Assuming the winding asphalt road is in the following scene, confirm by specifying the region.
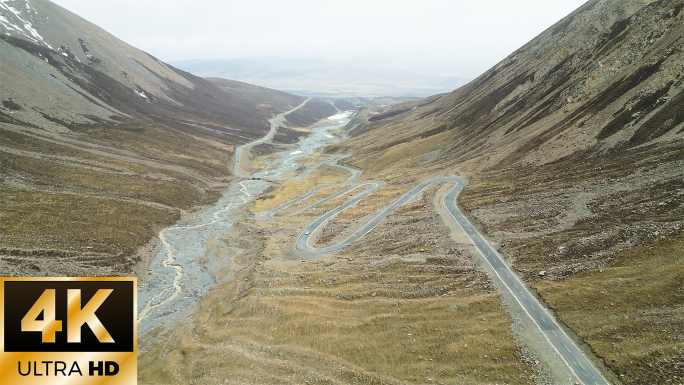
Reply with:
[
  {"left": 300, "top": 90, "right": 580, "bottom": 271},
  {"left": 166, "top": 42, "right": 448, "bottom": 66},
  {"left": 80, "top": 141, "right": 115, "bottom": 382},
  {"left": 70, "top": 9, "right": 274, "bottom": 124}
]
[
  {"left": 238, "top": 106, "right": 608, "bottom": 384},
  {"left": 443, "top": 182, "right": 609, "bottom": 385},
  {"left": 262, "top": 156, "right": 361, "bottom": 219},
  {"left": 267, "top": 174, "right": 609, "bottom": 384}
]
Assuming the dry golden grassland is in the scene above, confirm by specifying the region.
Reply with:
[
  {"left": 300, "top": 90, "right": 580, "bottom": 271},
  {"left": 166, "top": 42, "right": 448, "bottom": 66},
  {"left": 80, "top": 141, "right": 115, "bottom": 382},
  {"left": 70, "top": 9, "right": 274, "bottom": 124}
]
[
  {"left": 278, "top": 154, "right": 343, "bottom": 180},
  {"left": 251, "top": 163, "right": 351, "bottom": 212},
  {"left": 0, "top": 189, "right": 179, "bottom": 266},
  {"left": 278, "top": 183, "right": 377, "bottom": 219},
  {"left": 1, "top": 151, "right": 201, "bottom": 207},
  {"left": 535, "top": 233, "right": 684, "bottom": 384},
  {"left": 313, "top": 5, "right": 684, "bottom": 381},
  {"left": 327, "top": 109, "right": 684, "bottom": 383},
  {"left": 139, "top": 256, "right": 536, "bottom": 385},
  {"left": 454, "top": 144, "right": 684, "bottom": 384},
  {"left": 0, "top": 124, "right": 232, "bottom": 276},
  {"left": 85, "top": 124, "right": 235, "bottom": 178},
  {"left": 332, "top": 129, "right": 455, "bottom": 178},
  {"left": 138, "top": 161, "right": 539, "bottom": 384}
]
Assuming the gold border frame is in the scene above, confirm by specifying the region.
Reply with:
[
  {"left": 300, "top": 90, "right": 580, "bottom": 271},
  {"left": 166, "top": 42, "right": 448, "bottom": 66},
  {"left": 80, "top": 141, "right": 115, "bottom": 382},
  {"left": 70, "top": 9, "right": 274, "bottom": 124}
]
[{"left": 0, "top": 277, "right": 137, "bottom": 385}]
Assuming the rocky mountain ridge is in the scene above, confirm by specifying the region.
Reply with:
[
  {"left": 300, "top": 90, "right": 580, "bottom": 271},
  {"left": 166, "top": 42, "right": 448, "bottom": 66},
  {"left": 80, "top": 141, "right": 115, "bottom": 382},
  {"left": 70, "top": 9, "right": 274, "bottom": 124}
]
[
  {"left": 336, "top": 0, "right": 683, "bottom": 174},
  {"left": 0, "top": 0, "right": 304, "bottom": 277},
  {"left": 328, "top": 0, "right": 684, "bottom": 383}
]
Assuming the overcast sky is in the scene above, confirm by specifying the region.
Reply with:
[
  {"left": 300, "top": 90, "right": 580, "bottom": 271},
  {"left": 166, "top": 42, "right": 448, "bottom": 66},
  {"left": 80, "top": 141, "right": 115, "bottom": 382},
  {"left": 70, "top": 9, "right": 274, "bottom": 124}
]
[{"left": 49, "top": 0, "right": 589, "bottom": 77}]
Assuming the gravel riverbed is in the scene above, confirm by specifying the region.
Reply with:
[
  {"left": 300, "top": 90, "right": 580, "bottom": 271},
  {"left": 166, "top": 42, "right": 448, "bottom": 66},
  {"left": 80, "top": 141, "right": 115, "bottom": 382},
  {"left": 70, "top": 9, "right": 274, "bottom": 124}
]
[{"left": 137, "top": 111, "right": 353, "bottom": 339}]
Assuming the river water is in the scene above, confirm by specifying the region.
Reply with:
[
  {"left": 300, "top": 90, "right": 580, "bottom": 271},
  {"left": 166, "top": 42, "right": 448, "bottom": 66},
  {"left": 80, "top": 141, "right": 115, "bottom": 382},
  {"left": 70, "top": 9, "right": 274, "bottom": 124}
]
[{"left": 137, "top": 111, "right": 354, "bottom": 337}]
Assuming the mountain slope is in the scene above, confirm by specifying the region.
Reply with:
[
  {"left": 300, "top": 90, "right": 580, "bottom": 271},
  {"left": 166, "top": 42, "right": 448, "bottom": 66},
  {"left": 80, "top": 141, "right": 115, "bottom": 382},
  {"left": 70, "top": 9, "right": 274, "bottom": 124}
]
[
  {"left": 336, "top": 0, "right": 683, "bottom": 174},
  {"left": 0, "top": 0, "right": 304, "bottom": 277},
  {"left": 328, "top": 0, "right": 684, "bottom": 383}
]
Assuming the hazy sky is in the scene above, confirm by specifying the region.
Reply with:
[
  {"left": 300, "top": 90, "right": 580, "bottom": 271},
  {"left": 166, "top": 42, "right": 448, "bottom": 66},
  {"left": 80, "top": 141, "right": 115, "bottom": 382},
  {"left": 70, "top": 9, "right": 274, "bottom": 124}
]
[{"left": 50, "top": 0, "right": 589, "bottom": 77}]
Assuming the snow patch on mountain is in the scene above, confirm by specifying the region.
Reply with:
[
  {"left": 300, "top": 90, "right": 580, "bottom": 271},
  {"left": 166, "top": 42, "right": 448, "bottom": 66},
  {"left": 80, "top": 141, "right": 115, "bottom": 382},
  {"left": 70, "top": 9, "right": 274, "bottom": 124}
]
[
  {"left": 0, "top": 13, "right": 11, "bottom": 27},
  {"left": 0, "top": 0, "right": 53, "bottom": 49}
]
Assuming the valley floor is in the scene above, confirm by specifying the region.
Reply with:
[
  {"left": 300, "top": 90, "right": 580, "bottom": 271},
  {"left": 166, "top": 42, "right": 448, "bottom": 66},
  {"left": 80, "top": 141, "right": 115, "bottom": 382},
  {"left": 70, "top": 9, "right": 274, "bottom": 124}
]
[{"left": 137, "top": 114, "right": 563, "bottom": 384}]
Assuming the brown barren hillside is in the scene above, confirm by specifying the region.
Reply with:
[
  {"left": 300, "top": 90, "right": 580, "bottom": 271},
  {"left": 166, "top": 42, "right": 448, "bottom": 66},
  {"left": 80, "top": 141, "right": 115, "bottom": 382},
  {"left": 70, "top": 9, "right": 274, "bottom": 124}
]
[
  {"left": 0, "top": 0, "right": 304, "bottom": 277},
  {"left": 327, "top": 0, "right": 684, "bottom": 383},
  {"left": 284, "top": 99, "right": 339, "bottom": 128}
]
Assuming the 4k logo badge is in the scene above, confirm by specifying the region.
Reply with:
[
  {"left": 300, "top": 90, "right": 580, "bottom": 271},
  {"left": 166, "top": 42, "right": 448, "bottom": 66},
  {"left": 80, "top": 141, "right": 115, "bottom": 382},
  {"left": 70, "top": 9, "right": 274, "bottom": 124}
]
[{"left": 0, "top": 277, "right": 136, "bottom": 385}]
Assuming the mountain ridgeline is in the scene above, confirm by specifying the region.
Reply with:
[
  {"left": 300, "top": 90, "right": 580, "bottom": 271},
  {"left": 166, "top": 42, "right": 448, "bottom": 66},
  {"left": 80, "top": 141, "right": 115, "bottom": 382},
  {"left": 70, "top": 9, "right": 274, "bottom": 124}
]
[
  {"left": 336, "top": 0, "right": 683, "bottom": 171},
  {"left": 329, "top": 0, "right": 684, "bottom": 383},
  {"left": 0, "top": 0, "right": 305, "bottom": 277}
]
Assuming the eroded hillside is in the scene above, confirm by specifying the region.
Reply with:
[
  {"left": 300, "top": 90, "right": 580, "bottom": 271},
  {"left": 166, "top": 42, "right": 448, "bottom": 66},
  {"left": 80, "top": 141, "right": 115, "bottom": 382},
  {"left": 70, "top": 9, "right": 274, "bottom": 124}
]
[
  {"left": 326, "top": 0, "right": 684, "bottom": 383},
  {"left": 0, "top": 0, "right": 304, "bottom": 277}
]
